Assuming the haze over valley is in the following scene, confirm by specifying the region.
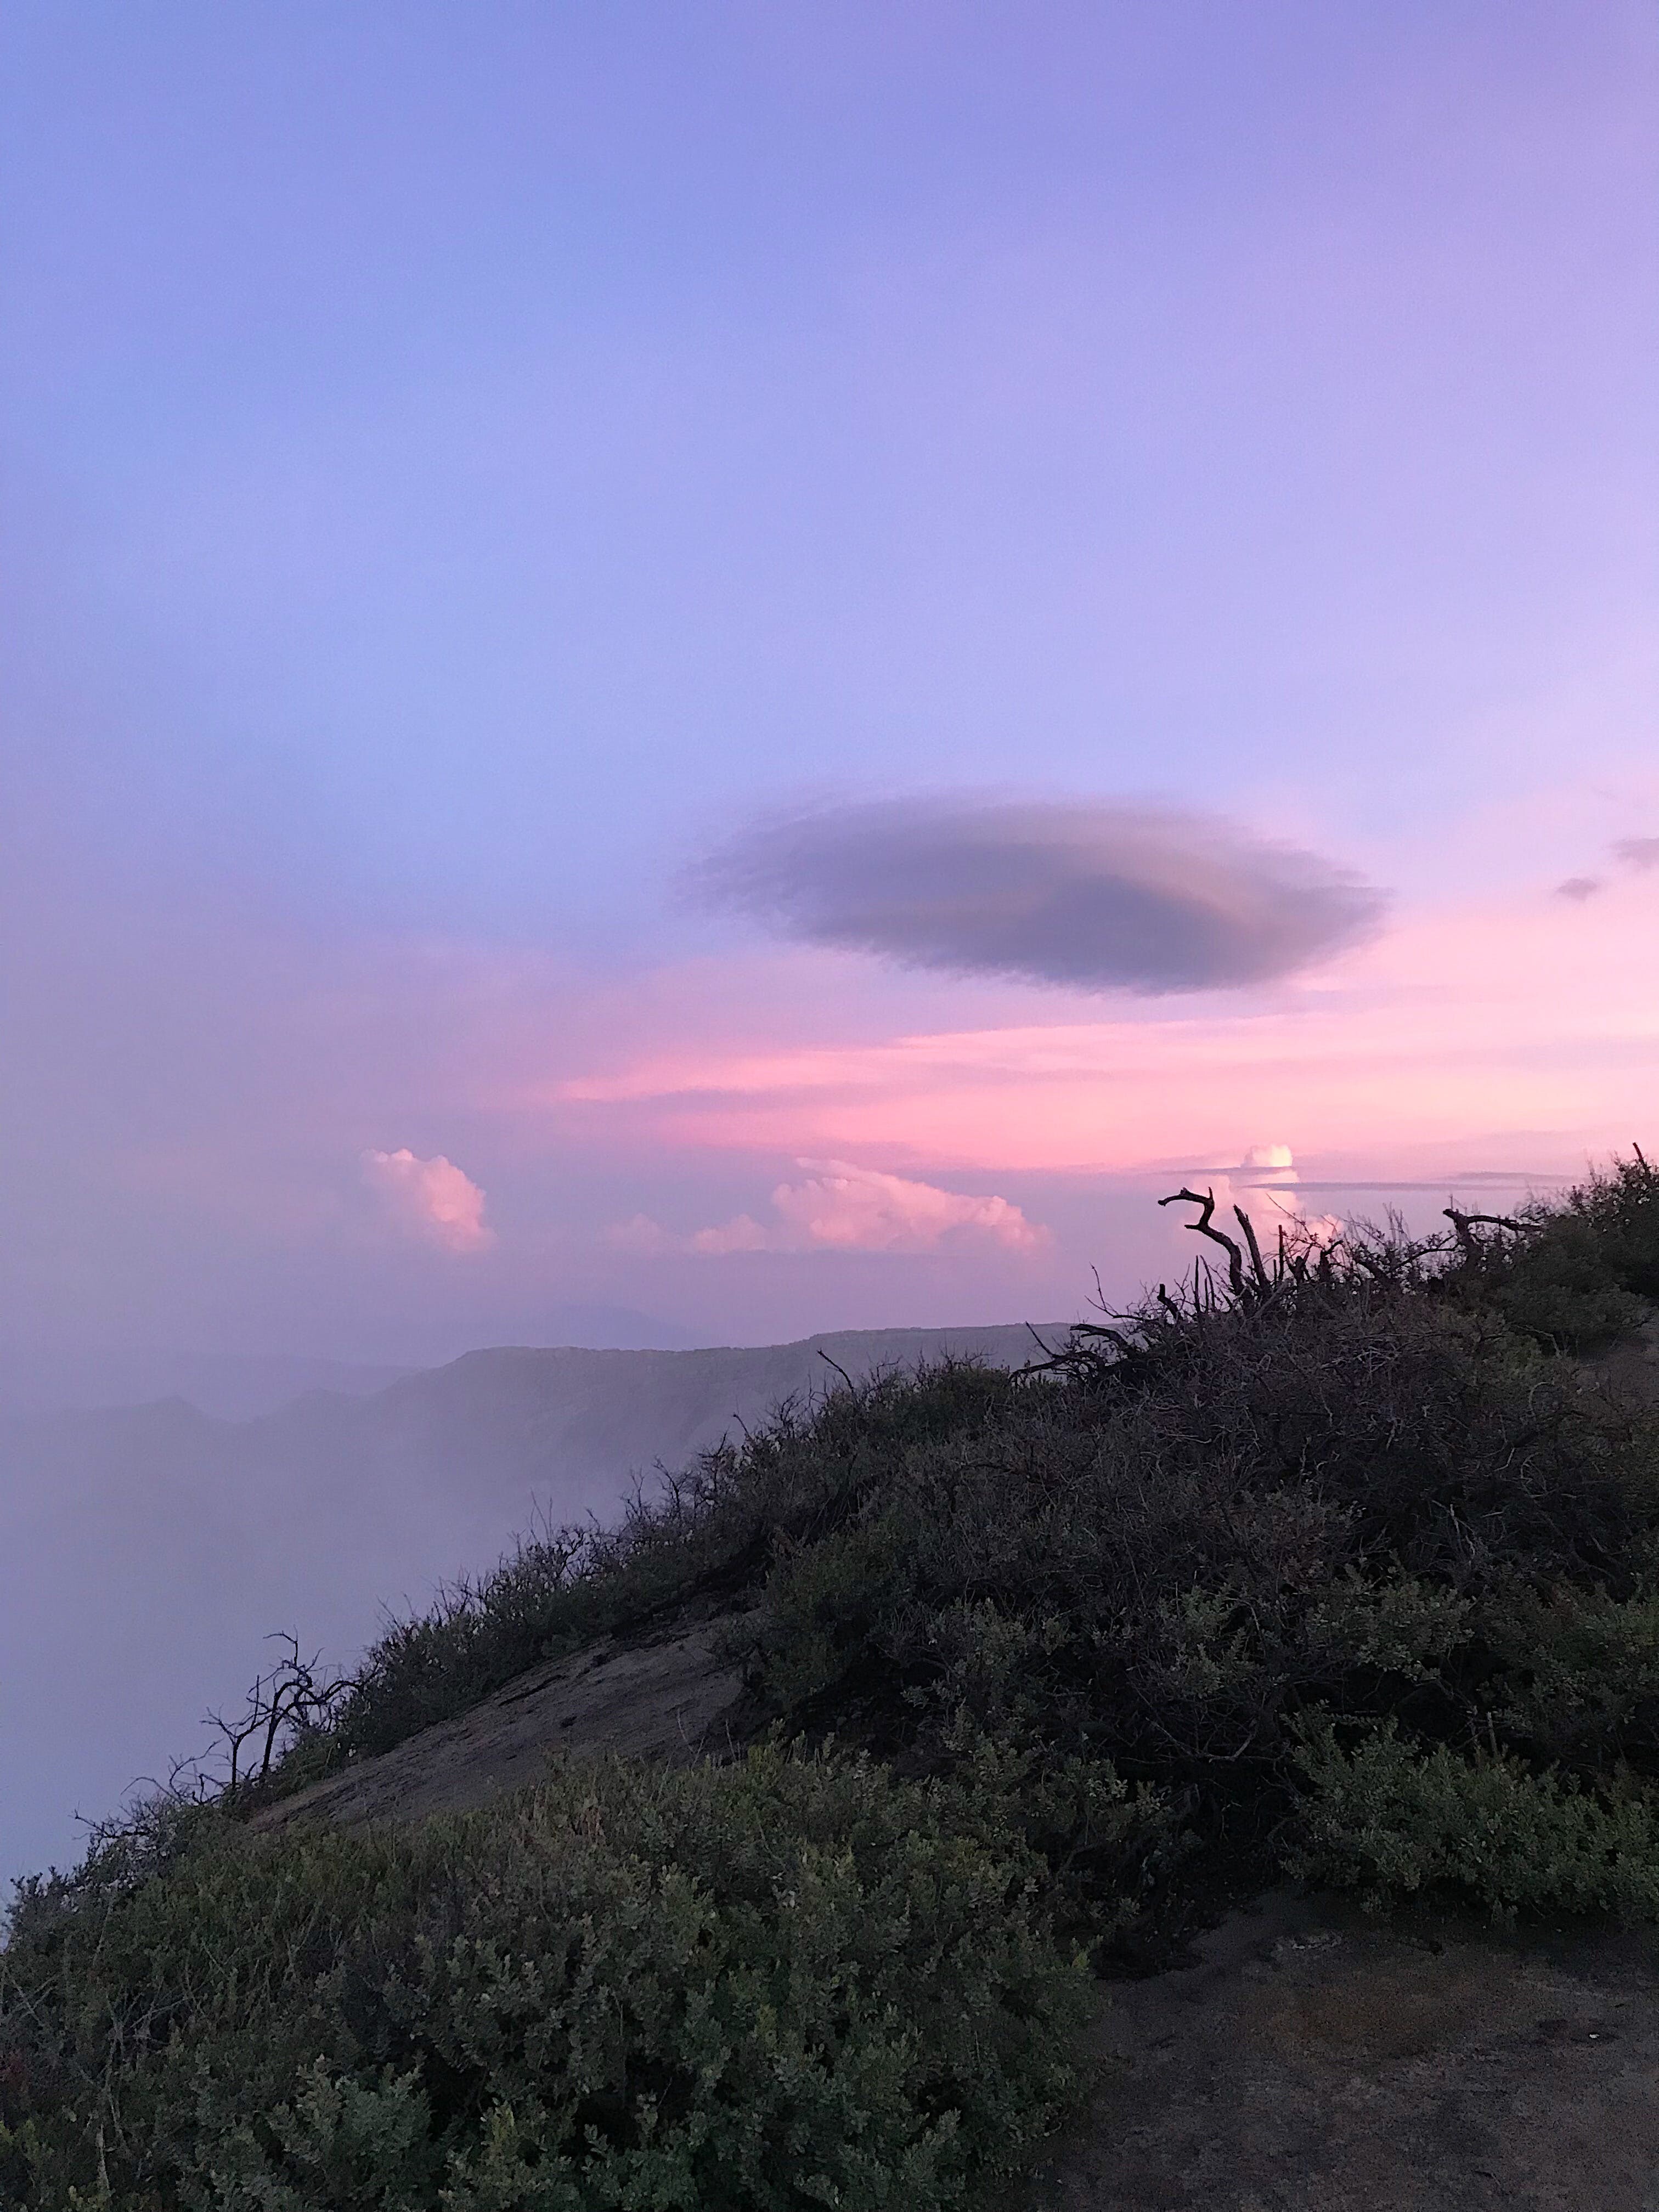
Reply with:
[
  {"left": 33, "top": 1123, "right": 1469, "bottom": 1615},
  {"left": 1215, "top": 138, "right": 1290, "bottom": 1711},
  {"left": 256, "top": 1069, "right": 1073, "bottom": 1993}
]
[{"left": 0, "top": 1321, "right": 1050, "bottom": 1889}]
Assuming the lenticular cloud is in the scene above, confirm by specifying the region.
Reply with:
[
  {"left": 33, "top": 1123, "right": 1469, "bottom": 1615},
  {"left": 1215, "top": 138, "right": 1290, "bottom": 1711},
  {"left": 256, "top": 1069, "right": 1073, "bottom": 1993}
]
[{"left": 696, "top": 796, "right": 1386, "bottom": 994}]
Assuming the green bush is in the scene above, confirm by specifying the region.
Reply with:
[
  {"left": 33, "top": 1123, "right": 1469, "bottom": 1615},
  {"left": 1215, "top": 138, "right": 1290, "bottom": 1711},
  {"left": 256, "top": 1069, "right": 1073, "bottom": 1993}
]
[
  {"left": 1444, "top": 1149, "right": 1659, "bottom": 1350},
  {"left": 1290, "top": 1714, "right": 1659, "bottom": 1922},
  {"left": 741, "top": 1289, "right": 1656, "bottom": 1822},
  {"left": 0, "top": 1747, "right": 1088, "bottom": 2210},
  {"left": 1482, "top": 1573, "right": 1659, "bottom": 1763},
  {"left": 270, "top": 1165, "right": 1659, "bottom": 1815}
]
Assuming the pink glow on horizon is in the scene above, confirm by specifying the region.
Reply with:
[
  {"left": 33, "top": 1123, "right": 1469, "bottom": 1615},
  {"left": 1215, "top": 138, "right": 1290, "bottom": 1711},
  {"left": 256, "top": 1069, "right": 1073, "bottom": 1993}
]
[{"left": 543, "top": 879, "right": 1659, "bottom": 1178}]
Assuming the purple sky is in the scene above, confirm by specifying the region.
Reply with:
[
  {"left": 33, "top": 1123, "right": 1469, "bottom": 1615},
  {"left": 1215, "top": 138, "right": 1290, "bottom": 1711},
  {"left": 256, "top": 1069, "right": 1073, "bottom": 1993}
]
[{"left": 3, "top": 2, "right": 1657, "bottom": 1363}]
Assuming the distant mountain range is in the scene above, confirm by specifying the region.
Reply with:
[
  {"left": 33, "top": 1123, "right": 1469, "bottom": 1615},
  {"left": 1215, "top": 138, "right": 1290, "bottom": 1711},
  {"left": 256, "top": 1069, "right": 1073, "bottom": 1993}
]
[
  {"left": 0, "top": 1322, "right": 1058, "bottom": 1894},
  {"left": 0, "top": 1304, "right": 701, "bottom": 1420}
]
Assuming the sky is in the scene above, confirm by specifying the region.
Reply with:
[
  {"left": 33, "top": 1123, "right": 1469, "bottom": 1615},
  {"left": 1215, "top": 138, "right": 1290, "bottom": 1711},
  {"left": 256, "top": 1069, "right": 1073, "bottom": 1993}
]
[{"left": 3, "top": 0, "right": 1657, "bottom": 1366}]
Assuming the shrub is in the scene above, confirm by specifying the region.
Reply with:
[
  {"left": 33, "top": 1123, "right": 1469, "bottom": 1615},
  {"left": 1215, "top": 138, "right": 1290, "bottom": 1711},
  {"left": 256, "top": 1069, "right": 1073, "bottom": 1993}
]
[
  {"left": 263, "top": 1165, "right": 1659, "bottom": 1820},
  {"left": 1290, "top": 1714, "right": 1659, "bottom": 1922},
  {"left": 255, "top": 1161, "right": 1659, "bottom": 1940},
  {"left": 0, "top": 1747, "right": 1088, "bottom": 2210},
  {"left": 1481, "top": 1573, "right": 1659, "bottom": 1764},
  {"left": 741, "top": 1284, "right": 1656, "bottom": 1827},
  {"left": 1443, "top": 1149, "right": 1659, "bottom": 1350}
]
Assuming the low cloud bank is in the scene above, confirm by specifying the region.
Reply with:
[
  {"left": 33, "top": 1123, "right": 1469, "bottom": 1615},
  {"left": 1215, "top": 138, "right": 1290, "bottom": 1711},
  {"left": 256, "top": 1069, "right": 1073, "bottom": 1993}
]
[
  {"left": 363, "top": 1147, "right": 494, "bottom": 1252},
  {"left": 613, "top": 1159, "right": 1046, "bottom": 1257},
  {"left": 696, "top": 797, "right": 1386, "bottom": 994}
]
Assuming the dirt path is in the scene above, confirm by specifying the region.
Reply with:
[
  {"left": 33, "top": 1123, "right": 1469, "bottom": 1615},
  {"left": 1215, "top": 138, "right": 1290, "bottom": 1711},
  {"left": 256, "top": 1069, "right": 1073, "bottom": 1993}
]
[
  {"left": 1008, "top": 1892, "right": 1659, "bottom": 2211},
  {"left": 253, "top": 1620, "right": 744, "bottom": 1835}
]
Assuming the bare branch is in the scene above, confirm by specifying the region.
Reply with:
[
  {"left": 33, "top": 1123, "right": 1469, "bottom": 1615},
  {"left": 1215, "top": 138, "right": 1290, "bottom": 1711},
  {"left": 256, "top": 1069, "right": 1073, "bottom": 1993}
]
[
  {"left": 1443, "top": 1206, "right": 1529, "bottom": 1256},
  {"left": 1233, "top": 1204, "right": 1271, "bottom": 1293},
  {"left": 815, "top": 1348, "right": 857, "bottom": 1393},
  {"left": 1158, "top": 1187, "right": 1246, "bottom": 1299}
]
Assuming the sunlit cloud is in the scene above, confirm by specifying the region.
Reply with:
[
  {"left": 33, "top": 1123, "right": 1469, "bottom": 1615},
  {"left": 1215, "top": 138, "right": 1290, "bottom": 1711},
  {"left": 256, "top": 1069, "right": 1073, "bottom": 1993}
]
[
  {"left": 1240, "top": 1142, "right": 1295, "bottom": 1173},
  {"left": 610, "top": 1160, "right": 1046, "bottom": 1257},
  {"left": 362, "top": 1147, "right": 494, "bottom": 1252},
  {"left": 774, "top": 1160, "right": 1044, "bottom": 1251},
  {"left": 1177, "top": 1146, "right": 1344, "bottom": 1256},
  {"left": 694, "top": 797, "right": 1387, "bottom": 995}
]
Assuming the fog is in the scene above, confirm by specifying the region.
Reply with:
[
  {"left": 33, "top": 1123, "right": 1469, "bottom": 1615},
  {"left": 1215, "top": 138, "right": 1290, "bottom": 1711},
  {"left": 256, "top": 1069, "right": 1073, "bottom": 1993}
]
[{"left": 0, "top": 1323, "right": 1052, "bottom": 1895}]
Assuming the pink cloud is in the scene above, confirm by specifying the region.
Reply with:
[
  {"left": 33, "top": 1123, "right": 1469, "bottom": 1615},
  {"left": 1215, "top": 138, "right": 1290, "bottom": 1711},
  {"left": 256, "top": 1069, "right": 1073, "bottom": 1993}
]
[
  {"left": 690, "top": 1214, "right": 772, "bottom": 1255},
  {"left": 1194, "top": 1148, "right": 1344, "bottom": 1255},
  {"left": 1241, "top": 1142, "right": 1294, "bottom": 1171},
  {"left": 610, "top": 1161, "right": 1046, "bottom": 1256},
  {"left": 606, "top": 1210, "right": 772, "bottom": 1254},
  {"left": 362, "top": 1147, "right": 494, "bottom": 1252},
  {"left": 773, "top": 1160, "right": 1045, "bottom": 1251}
]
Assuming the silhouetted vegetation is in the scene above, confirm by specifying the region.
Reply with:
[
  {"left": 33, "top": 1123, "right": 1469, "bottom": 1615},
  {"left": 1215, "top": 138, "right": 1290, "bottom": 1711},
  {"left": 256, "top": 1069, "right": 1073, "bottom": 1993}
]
[{"left": 6, "top": 1153, "right": 1659, "bottom": 2204}]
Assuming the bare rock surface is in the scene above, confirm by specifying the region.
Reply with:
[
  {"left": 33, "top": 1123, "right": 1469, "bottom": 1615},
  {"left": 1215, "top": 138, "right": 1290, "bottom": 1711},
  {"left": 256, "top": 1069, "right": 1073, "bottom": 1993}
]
[
  {"left": 1008, "top": 1892, "right": 1659, "bottom": 2212},
  {"left": 253, "top": 1621, "right": 744, "bottom": 1834}
]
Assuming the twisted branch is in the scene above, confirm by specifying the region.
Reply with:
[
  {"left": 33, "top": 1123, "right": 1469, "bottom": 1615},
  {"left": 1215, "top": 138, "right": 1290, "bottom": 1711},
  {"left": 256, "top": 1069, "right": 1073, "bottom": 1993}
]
[{"left": 1158, "top": 1187, "right": 1246, "bottom": 1299}]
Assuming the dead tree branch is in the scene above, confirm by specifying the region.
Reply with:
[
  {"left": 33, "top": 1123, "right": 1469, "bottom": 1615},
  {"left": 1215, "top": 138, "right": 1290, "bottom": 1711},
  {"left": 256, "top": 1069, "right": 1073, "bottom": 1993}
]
[
  {"left": 1233, "top": 1204, "right": 1272, "bottom": 1293},
  {"left": 1158, "top": 1187, "right": 1246, "bottom": 1299},
  {"left": 203, "top": 1633, "right": 351, "bottom": 1805},
  {"left": 1443, "top": 1206, "right": 1530, "bottom": 1257}
]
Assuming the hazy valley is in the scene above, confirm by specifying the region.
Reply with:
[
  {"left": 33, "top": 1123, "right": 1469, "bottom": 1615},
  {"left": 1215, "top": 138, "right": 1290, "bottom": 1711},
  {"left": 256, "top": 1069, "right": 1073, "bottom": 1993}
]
[{"left": 0, "top": 1322, "right": 1051, "bottom": 1888}]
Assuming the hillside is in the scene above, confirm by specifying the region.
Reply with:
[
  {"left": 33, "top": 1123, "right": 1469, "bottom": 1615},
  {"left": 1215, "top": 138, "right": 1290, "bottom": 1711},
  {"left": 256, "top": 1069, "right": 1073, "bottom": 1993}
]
[
  {"left": 0, "top": 1321, "right": 1057, "bottom": 1890},
  {"left": 9, "top": 1166, "right": 1659, "bottom": 2207}
]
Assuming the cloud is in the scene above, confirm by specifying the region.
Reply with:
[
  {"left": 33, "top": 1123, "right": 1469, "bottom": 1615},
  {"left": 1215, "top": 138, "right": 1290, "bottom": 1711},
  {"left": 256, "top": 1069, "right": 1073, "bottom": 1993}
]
[
  {"left": 1180, "top": 1146, "right": 1343, "bottom": 1255},
  {"left": 691, "top": 1214, "right": 772, "bottom": 1255},
  {"left": 1240, "top": 1142, "right": 1295, "bottom": 1172},
  {"left": 362, "top": 1147, "right": 493, "bottom": 1252},
  {"left": 611, "top": 1160, "right": 1046, "bottom": 1256},
  {"left": 1556, "top": 840, "right": 1659, "bottom": 899},
  {"left": 608, "top": 1211, "right": 771, "bottom": 1256},
  {"left": 773, "top": 1160, "right": 1043, "bottom": 1251},
  {"left": 1243, "top": 1181, "right": 1343, "bottom": 1252},
  {"left": 558, "top": 870, "right": 1659, "bottom": 1175},
  {"left": 694, "top": 797, "right": 1387, "bottom": 995}
]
